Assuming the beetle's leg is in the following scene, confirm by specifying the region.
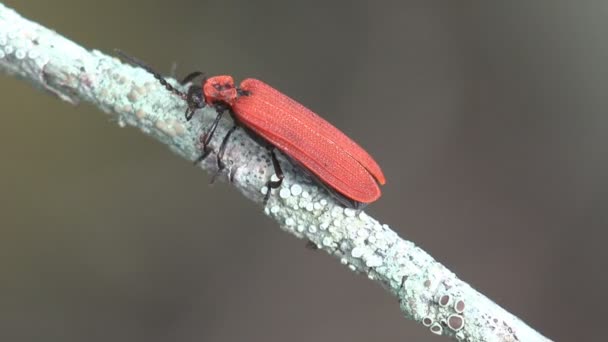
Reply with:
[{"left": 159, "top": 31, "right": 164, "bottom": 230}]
[
  {"left": 193, "top": 104, "right": 230, "bottom": 165},
  {"left": 201, "top": 106, "right": 225, "bottom": 149},
  {"left": 180, "top": 71, "right": 205, "bottom": 85},
  {"left": 305, "top": 240, "right": 319, "bottom": 250},
  {"left": 321, "top": 185, "right": 367, "bottom": 211},
  {"left": 210, "top": 124, "right": 238, "bottom": 184},
  {"left": 264, "top": 147, "right": 284, "bottom": 204}
]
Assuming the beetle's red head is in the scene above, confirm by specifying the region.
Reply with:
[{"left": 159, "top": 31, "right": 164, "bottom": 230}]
[{"left": 203, "top": 76, "right": 238, "bottom": 106}]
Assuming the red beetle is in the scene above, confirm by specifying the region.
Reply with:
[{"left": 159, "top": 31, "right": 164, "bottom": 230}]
[{"left": 117, "top": 51, "right": 386, "bottom": 207}]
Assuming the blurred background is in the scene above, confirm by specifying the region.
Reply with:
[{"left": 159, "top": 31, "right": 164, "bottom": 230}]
[{"left": 1, "top": 1, "right": 605, "bottom": 341}]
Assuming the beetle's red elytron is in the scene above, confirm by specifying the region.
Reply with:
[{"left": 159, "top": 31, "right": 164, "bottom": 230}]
[{"left": 117, "top": 51, "right": 386, "bottom": 206}]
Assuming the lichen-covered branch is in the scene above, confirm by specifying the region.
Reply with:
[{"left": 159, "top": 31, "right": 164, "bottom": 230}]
[{"left": 0, "top": 3, "right": 551, "bottom": 341}]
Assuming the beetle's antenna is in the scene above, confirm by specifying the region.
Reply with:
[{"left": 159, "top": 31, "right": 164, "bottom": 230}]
[{"left": 115, "top": 49, "right": 187, "bottom": 100}]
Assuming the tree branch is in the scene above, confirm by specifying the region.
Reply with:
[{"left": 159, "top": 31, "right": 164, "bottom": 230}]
[{"left": 0, "top": 3, "right": 550, "bottom": 341}]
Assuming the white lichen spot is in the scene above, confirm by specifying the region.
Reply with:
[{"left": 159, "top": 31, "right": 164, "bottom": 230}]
[
  {"left": 331, "top": 207, "right": 343, "bottom": 217},
  {"left": 313, "top": 202, "right": 322, "bottom": 210},
  {"left": 4, "top": 45, "right": 14, "bottom": 55},
  {"left": 365, "top": 254, "right": 383, "bottom": 268},
  {"left": 322, "top": 236, "right": 334, "bottom": 247},
  {"left": 422, "top": 317, "right": 433, "bottom": 327},
  {"left": 320, "top": 222, "right": 329, "bottom": 230},
  {"left": 297, "top": 225, "right": 305, "bottom": 233},
  {"left": 320, "top": 199, "right": 327, "bottom": 206},
  {"left": 333, "top": 219, "right": 342, "bottom": 227},
  {"left": 343, "top": 208, "right": 356, "bottom": 217},
  {"left": 117, "top": 118, "right": 126, "bottom": 128},
  {"left": 367, "top": 273, "right": 375, "bottom": 280},
  {"left": 339, "top": 241, "right": 349, "bottom": 251},
  {"left": 172, "top": 123, "right": 186, "bottom": 135},
  {"left": 270, "top": 205, "right": 280, "bottom": 214},
  {"left": 270, "top": 174, "right": 281, "bottom": 182},
  {"left": 133, "top": 84, "right": 146, "bottom": 95},
  {"left": 145, "top": 81, "right": 157, "bottom": 91},
  {"left": 279, "top": 188, "right": 291, "bottom": 199},
  {"left": 290, "top": 184, "right": 302, "bottom": 196},
  {"left": 357, "top": 229, "right": 369, "bottom": 239},
  {"left": 261, "top": 186, "right": 269, "bottom": 195},
  {"left": 264, "top": 206, "right": 270, "bottom": 215},
  {"left": 155, "top": 120, "right": 173, "bottom": 134},
  {"left": 285, "top": 218, "right": 295, "bottom": 226},
  {"left": 306, "top": 203, "right": 314, "bottom": 211},
  {"left": 439, "top": 295, "right": 450, "bottom": 307},
  {"left": 454, "top": 299, "right": 465, "bottom": 314},
  {"left": 15, "top": 48, "right": 25, "bottom": 59},
  {"left": 302, "top": 191, "right": 310, "bottom": 198},
  {"left": 367, "top": 235, "right": 377, "bottom": 243},
  {"left": 430, "top": 322, "right": 443, "bottom": 335},
  {"left": 358, "top": 211, "right": 369, "bottom": 221},
  {"left": 36, "top": 56, "right": 49, "bottom": 68},
  {"left": 127, "top": 90, "right": 139, "bottom": 102},
  {"left": 27, "top": 49, "right": 39, "bottom": 59},
  {"left": 114, "top": 104, "right": 129, "bottom": 114},
  {"left": 0, "top": 36, "right": 6, "bottom": 46},
  {"left": 8, "top": 31, "right": 17, "bottom": 40},
  {"left": 135, "top": 110, "right": 146, "bottom": 119},
  {"left": 447, "top": 314, "right": 464, "bottom": 331},
  {"left": 348, "top": 264, "right": 357, "bottom": 271},
  {"left": 351, "top": 246, "right": 365, "bottom": 258},
  {"left": 340, "top": 258, "right": 348, "bottom": 265},
  {"left": 308, "top": 225, "right": 317, "bottom": 233}
]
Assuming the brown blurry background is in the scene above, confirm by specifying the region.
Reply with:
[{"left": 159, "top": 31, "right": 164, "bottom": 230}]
[{"left": 1, "top": 1, "right": 606, "bottom": 341}]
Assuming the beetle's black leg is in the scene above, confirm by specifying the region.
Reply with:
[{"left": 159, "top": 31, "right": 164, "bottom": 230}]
[
  {"left": 323, "top": 186, "right": 367, "bottom": 211},
  {"left": 200, "top": 108, "right": 224, "bottom": 148},
  {"left": 210, "top": 124, "right": 238, "bottom": 184},
  {"left": 193, "top": 104, "right": 231, "bottom": 165},
  {"left": 204, "top": 104, "right": 231, "bottom": 147},
  {"left": 181, "top": 71, "right": 205, "bottom": 85},
  {"left": 216, "top": 125, "right": 238, "bottom": 171},
  {"left": 305, "top": 240, "right": 319, "bottom": 250},
  {"left": 228, "top": 167, "right": 237, "bottom": 183},
  {"left": 264, "top": 147, "right": 284, "bottom": 204},
  {"left": 193, "top": 110, "right": 223, "bottom": 165}
]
